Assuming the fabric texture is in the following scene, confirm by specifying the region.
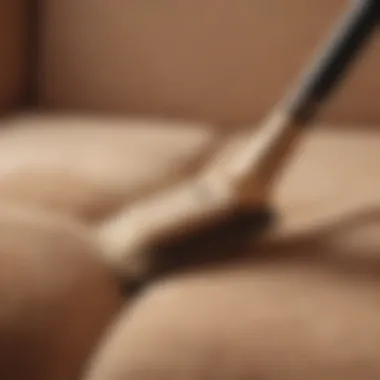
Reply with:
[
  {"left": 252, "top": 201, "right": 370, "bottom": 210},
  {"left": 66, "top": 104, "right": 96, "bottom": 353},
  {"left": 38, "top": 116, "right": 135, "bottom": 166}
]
[
  {"left": 0, "top": 113, "right": 216, "bottom": 379},
  {"left": 0, "top": 0, "right": 28, "bottom": 111},
  {"left": 0, "top": 114, "right": 217, "bottom": 221},
  {"left": 83, "top": 127, "right": 380, "bottom": 380},
  {"left": 39, "top": 0, "right": 380, "bottom": 126}
]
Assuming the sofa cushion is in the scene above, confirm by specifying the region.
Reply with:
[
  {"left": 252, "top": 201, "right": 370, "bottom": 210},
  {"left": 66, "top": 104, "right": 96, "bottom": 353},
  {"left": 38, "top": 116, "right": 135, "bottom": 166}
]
[
  {"left": 0, "top": 114, "right": 216, "bottom": 221},
  {"left": 0, "top": 113, "right": 215, "bottom": 379},
  {"left": 83, "top": 127, "right": 380, "bottom": 380},
  {"left": 0, "top": 202, "right": 123, "bottom": 380}
]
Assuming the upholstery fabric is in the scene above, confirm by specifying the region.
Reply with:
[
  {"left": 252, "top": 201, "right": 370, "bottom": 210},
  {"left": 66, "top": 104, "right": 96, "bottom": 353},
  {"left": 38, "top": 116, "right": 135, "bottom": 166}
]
[
  {"left": 0, "top": 113, "right": 215, "bottom": 379},
  {"left": 39, "top": 0, "right": 380, "bottom": 126},
  {"left": 83, "top": 127, "right": 380, "bottom": 380},
  {"left": 0, "top": 0, "right": 28, "bottom": 111},
  {"left": 0, "top": 114, "right": 216, "bottom": 221},
  {"left": 0, "top": 202, "right": 123, "bottom": 380}
]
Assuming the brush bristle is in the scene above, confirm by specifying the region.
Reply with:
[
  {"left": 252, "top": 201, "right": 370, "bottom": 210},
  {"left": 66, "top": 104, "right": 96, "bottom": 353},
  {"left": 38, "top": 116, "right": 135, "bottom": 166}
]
[{"left": 145, "top": 206, "right": 276, "bottom": 277}]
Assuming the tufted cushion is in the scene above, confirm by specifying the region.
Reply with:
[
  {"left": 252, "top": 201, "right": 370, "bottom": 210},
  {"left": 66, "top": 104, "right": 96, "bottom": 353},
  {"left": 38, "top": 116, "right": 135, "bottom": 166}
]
[{"left": 83, "top": 127, "right": 380, "bottom": 380}]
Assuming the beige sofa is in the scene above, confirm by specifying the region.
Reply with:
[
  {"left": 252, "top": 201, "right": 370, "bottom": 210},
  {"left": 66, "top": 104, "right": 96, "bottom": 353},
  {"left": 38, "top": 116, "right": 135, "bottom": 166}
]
[{"left": 2, "top": 1, "right": 380, "bottom": 379}]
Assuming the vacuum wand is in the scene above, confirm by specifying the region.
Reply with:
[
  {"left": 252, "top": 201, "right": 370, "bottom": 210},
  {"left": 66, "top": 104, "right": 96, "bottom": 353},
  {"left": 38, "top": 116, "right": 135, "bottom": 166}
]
[
  {"left": 218, "top": 0, "right": 380, "bottom": 199},
  {"left": 97, "top": 0, "right": 380, "bottom": 280}
]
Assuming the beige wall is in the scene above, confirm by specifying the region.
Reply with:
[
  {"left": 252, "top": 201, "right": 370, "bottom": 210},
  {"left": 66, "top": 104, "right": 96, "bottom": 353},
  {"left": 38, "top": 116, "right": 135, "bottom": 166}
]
[
  {"left": 0, "top": 0, "right": 29, "bottom": 112},
  {"left": 39, "top": 0, "right": 380, "bottom": 127}
]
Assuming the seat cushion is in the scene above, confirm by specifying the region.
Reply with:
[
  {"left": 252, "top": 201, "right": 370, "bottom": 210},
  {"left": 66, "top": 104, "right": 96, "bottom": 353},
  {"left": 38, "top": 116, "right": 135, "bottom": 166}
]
[
  {"left": 0, "top": 112, "right": 215, "bottom": 379},
  {"left": 0, "top": 113, "right": 216, "bottom": 221},
  {"left": 0, "top": 202, "right": 123, "bottom": 380},
  {"left": 83, "top": 127, "right": 380, "bottom": 380}
]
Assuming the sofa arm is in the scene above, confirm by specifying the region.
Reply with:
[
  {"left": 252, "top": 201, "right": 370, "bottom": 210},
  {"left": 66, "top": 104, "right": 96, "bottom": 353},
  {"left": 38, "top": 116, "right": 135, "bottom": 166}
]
[{"left": 0, "top": 0, "right": 29, "bottom": 113}]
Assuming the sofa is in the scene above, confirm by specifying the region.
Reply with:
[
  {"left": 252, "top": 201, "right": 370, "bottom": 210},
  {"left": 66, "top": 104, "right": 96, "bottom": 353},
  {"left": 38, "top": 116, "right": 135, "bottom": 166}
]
[{"left": 1, "top": 1, "right": 380, "bottom": 379}]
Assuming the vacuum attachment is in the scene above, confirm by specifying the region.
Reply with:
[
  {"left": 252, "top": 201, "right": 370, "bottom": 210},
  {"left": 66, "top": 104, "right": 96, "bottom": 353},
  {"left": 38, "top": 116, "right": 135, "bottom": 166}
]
[{"left": 96, "top": 0, "right": 380, "bottom": 282}]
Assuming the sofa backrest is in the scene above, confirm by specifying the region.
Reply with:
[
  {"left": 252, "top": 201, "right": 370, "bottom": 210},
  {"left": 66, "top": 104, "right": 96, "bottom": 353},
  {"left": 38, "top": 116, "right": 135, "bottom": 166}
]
[{"left": 34, "top": 0, "right": 380, "bottom": 127}]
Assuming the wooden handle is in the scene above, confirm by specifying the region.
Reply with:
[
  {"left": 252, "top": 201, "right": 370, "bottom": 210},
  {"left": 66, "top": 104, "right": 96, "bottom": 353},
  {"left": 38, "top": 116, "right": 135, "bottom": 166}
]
[{"left": 96, "top": 0, "right": 379, "bottom": 279}]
